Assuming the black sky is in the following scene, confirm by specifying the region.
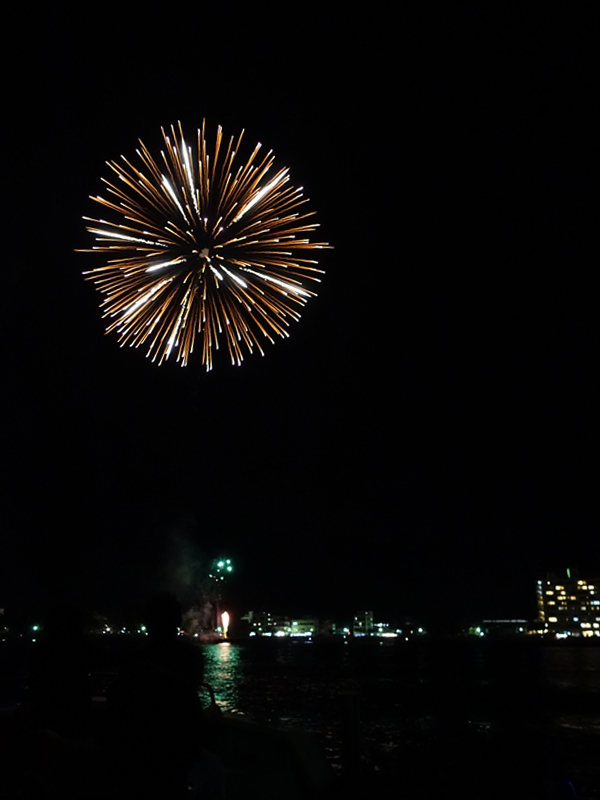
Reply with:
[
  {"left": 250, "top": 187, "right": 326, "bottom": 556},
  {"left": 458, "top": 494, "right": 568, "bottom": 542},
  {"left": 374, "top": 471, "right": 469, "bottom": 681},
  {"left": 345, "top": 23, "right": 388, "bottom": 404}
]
[{"left": 1, "top": 5, "right": 597, "bottom": 627}]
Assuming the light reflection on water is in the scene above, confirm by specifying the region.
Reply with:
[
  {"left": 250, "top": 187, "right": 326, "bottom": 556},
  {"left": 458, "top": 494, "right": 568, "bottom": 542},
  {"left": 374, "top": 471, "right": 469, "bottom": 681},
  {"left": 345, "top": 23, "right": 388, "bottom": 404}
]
[
  {"left": 194, "top": 640, "right": 600, "bottom": 797},
  {"left": 201, "top": 642, "right": 243, "bottom": 713}
]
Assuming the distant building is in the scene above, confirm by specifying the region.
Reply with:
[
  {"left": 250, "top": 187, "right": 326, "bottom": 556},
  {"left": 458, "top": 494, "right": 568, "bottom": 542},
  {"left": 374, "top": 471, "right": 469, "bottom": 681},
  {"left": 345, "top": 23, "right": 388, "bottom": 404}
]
[
  {"left": 351, "top": 613, "right": 425, "bottom": 638},
  {"left": 316, "top": 619, "right": 336, "bottom": 636},
  {"left": 373, "top": 622, "right": 400, "bottom": 638},
  {"left": 289, "top": 618, "right": 318, "bottom": 636},
  {"left": 240, "top": 611, "right": 317, "bottom": 637},
  {"left": 481, "top": 620, "right": 528, "bottom": 636},
  {"left": 240, "top": 610, "right": 274, "bottom": 634},
  {"left": 353, "top": 611, "right": 374, "bottom": 636},
  {"left": 537, "top": 569, "right": 600, "bottom": 637}
]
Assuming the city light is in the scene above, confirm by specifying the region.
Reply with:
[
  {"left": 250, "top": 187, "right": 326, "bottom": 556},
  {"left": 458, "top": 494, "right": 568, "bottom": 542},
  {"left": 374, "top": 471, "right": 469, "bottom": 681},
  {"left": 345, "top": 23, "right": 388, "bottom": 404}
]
[{"left": 73, "top": 569, "right": 597, "bottom": 645}]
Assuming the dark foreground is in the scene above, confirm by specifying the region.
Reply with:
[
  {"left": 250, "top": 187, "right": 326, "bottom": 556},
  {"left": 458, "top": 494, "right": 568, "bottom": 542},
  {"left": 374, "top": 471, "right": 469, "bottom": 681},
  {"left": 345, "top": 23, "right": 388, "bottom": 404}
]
[{"left": 1, "top": 636, "right": 599, "bottom": 798}]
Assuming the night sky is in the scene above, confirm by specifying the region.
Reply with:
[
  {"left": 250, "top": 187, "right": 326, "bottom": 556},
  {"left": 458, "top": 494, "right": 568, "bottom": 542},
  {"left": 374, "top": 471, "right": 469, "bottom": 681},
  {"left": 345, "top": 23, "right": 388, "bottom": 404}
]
[{"left": 1, "top": 6, "right": 596, "bottom": 628}]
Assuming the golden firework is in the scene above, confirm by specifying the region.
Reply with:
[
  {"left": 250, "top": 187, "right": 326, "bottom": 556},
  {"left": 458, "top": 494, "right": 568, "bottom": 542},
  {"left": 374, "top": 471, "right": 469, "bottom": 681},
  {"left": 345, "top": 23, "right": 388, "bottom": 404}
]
[{"left": 78, "top": 121, "right": 331, "bottom": 369}]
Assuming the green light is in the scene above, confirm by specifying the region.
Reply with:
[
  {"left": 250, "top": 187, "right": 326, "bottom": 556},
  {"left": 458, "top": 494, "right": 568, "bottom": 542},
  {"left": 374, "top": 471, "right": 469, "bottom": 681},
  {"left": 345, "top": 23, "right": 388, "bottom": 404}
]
[
  {"left": 217, "top": 561, "right": 224, "bottom": 568},
  {"left": 32, "top": 625, "right": 39, "bottom": 632},
  {"left": 140, "top": 625, "right": 146, "bottom": 632},
  {"left": 227, "top": 566, "right": 232, "bottom": 572},
  {"left": 567, "top": 568, "right": 571, "bottom": 579}
]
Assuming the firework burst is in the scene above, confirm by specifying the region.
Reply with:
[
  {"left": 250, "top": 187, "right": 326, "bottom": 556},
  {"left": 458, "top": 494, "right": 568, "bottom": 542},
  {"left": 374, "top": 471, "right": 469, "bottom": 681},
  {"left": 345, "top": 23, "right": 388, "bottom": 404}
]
[{"left": 78, "top": 121, "right": 331, "bottom": 369}]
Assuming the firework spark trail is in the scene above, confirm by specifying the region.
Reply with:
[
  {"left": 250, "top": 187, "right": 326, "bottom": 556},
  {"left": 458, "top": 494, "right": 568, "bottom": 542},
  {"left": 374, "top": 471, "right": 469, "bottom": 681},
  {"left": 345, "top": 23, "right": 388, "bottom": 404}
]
[{"left": 78, "top": 122, "right": 331, "bottom": 369}]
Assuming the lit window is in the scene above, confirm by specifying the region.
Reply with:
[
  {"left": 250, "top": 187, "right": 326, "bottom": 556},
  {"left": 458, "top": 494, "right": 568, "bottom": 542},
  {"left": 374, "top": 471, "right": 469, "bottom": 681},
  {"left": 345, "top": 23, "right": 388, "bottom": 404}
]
[
  {"left": 547, "top": 601, "right": 556, "bottom": 605},
  {"left": 546, "top": 591, "right": 554, "bottom": 595},
  {"left": 548, "top": 617, "right": 558, "bottom": 623},
  {"left": 573, "top": 617, "right": 579, "bottom": 622},
  {"left": 555, "top": 586, "right": 564, "bottom": 590}
]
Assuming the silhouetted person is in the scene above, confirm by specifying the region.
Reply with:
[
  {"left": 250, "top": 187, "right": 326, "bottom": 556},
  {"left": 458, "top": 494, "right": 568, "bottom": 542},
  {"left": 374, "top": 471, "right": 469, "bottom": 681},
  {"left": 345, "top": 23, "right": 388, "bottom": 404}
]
[
  {"left": 107, "top": 663, "right": 203, "bottom": 797},
  {"left": 105, "top": 593, "right": 207, "bottom": 797},
  {"left": 129, "top": 591, "right": 205, "bottom": 692}
]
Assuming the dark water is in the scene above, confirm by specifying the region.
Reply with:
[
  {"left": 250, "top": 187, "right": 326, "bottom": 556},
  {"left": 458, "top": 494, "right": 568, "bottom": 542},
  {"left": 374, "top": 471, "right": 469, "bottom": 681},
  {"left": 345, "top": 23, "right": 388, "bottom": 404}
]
[
  {"left": 2, "top": 638, "right": 599, "bottom": 797},
  {"left": 202, "top": 639, "right": 600, "bottom": 798}
]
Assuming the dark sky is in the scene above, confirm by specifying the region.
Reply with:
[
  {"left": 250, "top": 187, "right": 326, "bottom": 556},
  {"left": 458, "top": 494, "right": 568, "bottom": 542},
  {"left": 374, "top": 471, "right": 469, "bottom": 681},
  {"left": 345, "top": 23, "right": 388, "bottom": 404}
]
[{"left": 1, "top": 5, "right": 597, "bottom": 627}]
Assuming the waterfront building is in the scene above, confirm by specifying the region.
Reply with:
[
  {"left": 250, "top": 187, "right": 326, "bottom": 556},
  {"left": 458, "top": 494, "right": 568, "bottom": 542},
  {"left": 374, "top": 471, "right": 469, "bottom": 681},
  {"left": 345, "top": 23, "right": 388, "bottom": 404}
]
[
  {"left": 537, "top": 569, "right": 600, "bottom": 637},
  {"left": 481, "top": 620, "right": 528, "bottom": 636},
  {"left": 289, "top": 619, "right": 318, "bottom": 636},
  {"left": 374, "top": 622, "right": 399, "bottom": 638},
  {"left": 241, "top": 611, "right": 317, "bottom": 637},
  {"left": 240, "top": 610, "right": 274, "bottom": 634},
  {"left": 317, "top": 619, "right": 336, "bottom": 636},
  {"left": 353, "top": 611, "right": 374, "bottom": 636}
]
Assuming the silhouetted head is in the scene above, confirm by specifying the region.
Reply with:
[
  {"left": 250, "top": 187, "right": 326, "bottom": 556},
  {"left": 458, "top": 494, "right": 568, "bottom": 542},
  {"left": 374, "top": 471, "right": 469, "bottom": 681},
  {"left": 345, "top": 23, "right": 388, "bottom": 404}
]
[
  {"left": 144, "top": 592, "right": 182, "bottom": 640},
  {"left": 107, "top": 663, "right": 201, "bottom": 797}
]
